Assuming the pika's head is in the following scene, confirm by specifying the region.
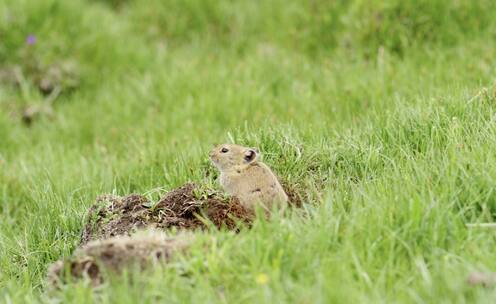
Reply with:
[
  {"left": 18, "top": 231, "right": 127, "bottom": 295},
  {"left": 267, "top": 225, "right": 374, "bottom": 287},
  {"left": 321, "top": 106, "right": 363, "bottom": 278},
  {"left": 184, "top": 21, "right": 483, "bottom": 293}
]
[{"left": 209, "top": 144, "right": 259, "bottom": 171}]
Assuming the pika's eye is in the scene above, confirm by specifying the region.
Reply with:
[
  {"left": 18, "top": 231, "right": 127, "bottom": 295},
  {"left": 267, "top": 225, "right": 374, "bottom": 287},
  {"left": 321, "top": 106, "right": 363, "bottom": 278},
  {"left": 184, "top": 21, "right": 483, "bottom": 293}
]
[{"left": 221, "top": 147, "right": 229, "bottom": 153}]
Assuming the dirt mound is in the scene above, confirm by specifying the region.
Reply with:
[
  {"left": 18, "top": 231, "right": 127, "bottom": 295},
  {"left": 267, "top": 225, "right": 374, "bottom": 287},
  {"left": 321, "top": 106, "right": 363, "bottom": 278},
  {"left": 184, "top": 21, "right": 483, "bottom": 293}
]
[
  {"left": 0, "top": 61, "right": 79, "bottom": 96},
  {"left": 0, "top": 61, "right": 79, "bottom": 125},
  {"left": 48, "top": 231, "right": 192, "bottom": 286},
  {"left": 80, "top": 183, "right": 253, "bottom": 244},
  {"left": 50, "top": 182, "right": 303, "bottom": 286}
]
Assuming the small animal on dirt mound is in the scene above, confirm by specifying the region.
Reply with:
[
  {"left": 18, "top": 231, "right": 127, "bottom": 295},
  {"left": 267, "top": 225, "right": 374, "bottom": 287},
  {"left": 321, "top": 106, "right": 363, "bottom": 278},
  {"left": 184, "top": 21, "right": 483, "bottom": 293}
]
[{"left": 209, "top": 143, "right": 288, "bottom": 213}]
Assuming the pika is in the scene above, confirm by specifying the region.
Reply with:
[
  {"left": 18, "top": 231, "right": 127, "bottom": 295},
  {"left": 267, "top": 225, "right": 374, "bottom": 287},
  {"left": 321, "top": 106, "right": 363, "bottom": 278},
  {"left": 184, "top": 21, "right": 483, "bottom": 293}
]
[{"left": 209, "top": 143, "right": 288, "bottom": 212}]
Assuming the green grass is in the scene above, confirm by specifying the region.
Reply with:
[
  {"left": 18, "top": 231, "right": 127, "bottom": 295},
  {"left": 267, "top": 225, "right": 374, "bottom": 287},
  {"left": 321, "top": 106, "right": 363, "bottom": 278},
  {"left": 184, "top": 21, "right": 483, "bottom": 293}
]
[{"left": 1, "top": 0, "right": 496, "bottom": 302}]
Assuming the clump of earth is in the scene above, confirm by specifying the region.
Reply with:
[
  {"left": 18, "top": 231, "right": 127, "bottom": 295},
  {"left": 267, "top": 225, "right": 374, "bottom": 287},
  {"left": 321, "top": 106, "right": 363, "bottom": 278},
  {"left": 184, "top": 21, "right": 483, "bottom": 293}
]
[
  {"left": 0, "top": 60, "right": 79, "bottom": 125},
  {"left": 80, "top": 183, "right": 254, "bottom": 244},
  {"left": 80, "top": 182, "right": 302, "bottom": 244},
  {"left": 0, "top": 61, "right": 79, "bottom": 96},
  {"left": 48, "top": 231, "right": 193, "bottom": 286},
  {"left": 48, "top": 182, "right": 302, "bottom": 286}
]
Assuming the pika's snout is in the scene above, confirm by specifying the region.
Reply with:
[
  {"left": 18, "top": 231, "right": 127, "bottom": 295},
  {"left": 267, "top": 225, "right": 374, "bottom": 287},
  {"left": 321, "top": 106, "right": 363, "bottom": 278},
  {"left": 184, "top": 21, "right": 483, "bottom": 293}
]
[{"left": 209, "top": 151, "right": 218, "bottom": 165}]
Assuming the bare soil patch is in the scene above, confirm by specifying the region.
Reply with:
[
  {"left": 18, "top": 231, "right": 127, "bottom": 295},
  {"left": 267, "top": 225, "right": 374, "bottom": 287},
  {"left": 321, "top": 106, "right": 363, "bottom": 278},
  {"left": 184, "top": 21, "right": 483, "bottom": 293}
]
[
  {"left": 80, "top": 183, "right": 253, "bottom": 245},
  {"left": 48, "top": 231, "right": 192, "bottom": 286},
  {"left": 49, "top": 182, "right": 302, "bottom": 286}
]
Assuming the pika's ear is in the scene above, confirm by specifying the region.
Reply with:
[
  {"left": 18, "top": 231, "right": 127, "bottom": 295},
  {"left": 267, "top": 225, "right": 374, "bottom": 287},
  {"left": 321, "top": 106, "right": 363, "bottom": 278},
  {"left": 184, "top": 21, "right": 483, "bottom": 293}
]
[{"left": 244, "top": 148, "right": 259, "bottom": 163}]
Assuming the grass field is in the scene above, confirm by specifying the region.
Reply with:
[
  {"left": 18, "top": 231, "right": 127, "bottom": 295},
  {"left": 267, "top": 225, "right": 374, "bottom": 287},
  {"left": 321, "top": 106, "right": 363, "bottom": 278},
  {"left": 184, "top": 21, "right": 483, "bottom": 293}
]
[{"left": 1, "top": 0, "right": 496, "bottom": 302}]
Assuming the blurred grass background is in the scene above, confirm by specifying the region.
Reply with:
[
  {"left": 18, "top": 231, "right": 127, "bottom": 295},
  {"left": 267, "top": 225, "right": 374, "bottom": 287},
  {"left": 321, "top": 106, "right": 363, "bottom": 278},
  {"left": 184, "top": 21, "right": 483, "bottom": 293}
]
[{"left": 1, "top": 0, "right": 496, "bottom": 302}]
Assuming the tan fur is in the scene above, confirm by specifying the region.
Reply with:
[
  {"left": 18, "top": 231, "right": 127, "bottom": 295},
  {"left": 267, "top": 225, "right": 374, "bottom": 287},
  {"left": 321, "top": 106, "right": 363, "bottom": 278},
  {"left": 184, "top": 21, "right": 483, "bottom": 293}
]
[{"left": 209, "top": 143, "right": 288, "bottom": 212}]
